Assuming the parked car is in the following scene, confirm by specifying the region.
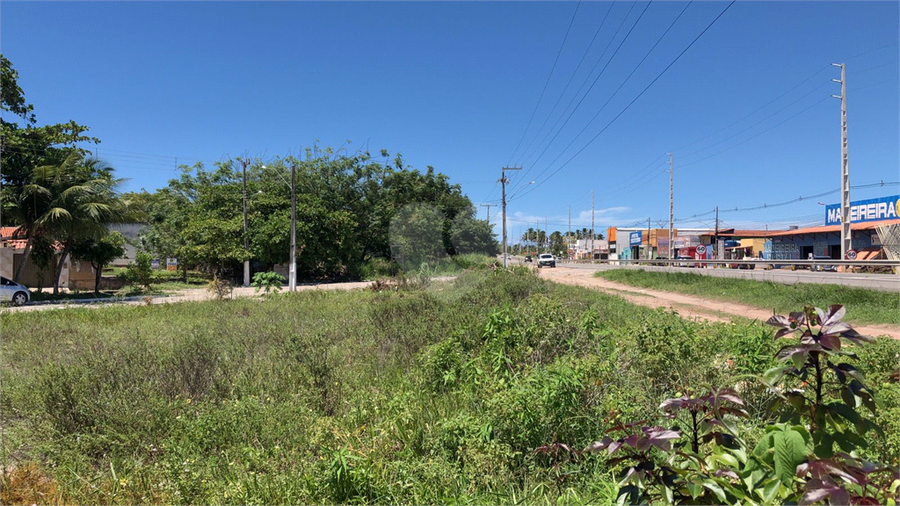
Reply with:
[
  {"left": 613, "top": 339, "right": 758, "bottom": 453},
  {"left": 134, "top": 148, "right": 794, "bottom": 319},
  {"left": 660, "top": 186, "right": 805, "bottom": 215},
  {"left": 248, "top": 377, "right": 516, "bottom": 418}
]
[
  {"left": 537, "top": 254, "right": 556, "bottom": 268},
  {"left": 812, "top": 255, "right": 837, "bottom": 272},
  {"left": 675, "top": 256, "right": 696, "bottom": 268},
  {"left": 0, "top": 276, "right": 30, "bottom": 306}
]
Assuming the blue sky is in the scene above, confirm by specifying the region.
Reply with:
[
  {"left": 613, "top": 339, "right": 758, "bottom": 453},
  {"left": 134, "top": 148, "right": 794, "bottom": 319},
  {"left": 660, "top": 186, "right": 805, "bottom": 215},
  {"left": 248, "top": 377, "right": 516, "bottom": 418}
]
[{"left": 2, "top": 1, "right": 898, "bottom": 238}]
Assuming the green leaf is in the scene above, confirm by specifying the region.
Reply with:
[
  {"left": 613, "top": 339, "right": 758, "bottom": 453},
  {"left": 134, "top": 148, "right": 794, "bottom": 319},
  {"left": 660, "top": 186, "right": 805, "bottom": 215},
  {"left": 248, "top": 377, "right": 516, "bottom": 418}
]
[
  {"left": 773, "top": 426, "right": 808, "bottom": 486},
  {"left": 703, "top": 480, "right": 727, "bottom": 503},
  {"left": 686, "top": 482, "right": 702, "bottom": 499},
  {"left": 762, "top": 365, "right": 789, "bottom": 385},
  {"left": 714, "top": 450, "right": 740, "bottom": 468},
  {"left": 760, "top": 477, "right": 782, "bottom": 504}
]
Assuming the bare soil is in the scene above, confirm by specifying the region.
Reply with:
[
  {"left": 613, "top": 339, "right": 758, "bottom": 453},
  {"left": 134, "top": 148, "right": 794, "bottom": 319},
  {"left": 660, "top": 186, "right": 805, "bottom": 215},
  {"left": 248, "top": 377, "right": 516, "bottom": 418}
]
[{"left": 538, "top": 266, "right": 900, "bottom": 340}]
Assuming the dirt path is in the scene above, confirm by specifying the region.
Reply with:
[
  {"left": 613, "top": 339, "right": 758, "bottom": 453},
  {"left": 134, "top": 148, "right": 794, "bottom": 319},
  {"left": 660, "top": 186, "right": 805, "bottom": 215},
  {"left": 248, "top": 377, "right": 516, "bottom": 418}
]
[{"left": 539, "top": 267, "right": 900, "bottom": 340}]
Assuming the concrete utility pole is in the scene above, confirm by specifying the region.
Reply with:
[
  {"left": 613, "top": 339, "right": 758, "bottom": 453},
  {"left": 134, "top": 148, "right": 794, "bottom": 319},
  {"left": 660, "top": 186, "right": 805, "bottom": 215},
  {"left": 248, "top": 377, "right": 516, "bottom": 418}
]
[
  {"left": 480, "top": 203, "right": 496, "bottom": 222},
  {"left": 668, "top": 153, "right": 674, "bottom": 260},
  {"left": 500, "top": 166, "right": 521, "bottom": 268},
  {"left": 832, "top": 63, "right": 851, "bottom": 259},
  {"left": 714, "top": 206, "right": 719, "bottom": 264},
  {"left": 647, "top": 217, "right": 651, "bottom": 260},
  {"left": 241, "top": 158, "right": 250, "bottom": 287},
  {"left": 568, "top": 205, "right": 572, "bottom": 255},
  {"left": 289, "top": 163, "right": 297, "bottom": 292},
  {"left": 591, "top": 191, "right": 595, "bottom": 260},
  {"left": 545, "top": 217, "right": 548, "bottom": 255}
]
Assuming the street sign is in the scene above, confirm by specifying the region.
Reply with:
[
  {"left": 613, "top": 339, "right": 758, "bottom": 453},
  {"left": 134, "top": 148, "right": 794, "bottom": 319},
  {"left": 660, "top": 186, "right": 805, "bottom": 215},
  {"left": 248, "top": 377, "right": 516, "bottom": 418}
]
[
  {"left": 845, "top": 249, "right": 857, "bottom": 260},
  {"left": 696, "top": 245, "right": 707, "bottom": 255}
]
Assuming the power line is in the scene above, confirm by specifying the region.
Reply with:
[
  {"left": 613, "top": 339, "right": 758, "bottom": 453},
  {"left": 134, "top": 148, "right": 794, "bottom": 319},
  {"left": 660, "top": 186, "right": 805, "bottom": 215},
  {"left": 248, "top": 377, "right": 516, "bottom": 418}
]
[
  {"left": 525, "top": 1, "right": 693, "bottom": 188},
  {"left": 512, "top": 1, "right": 617, "bottom": 168},
  {"left": 514, "top": 0, "right": 738, "bottom": 202},
  {"left": 514, "top": 2, "right": 637, "bottom": 176},
  {"left": 510, "top": 0, "right": 652, "bottom": 193},
  {"left": 506, "top": 1, "right": 582, "bottom": 165}
]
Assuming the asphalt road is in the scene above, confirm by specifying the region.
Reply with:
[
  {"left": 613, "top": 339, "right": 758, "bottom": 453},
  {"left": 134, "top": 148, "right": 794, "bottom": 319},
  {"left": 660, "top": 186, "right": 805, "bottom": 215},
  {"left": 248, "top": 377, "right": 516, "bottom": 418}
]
[{"left": 548, "top": 261, "right": 900, "bottom": 293}]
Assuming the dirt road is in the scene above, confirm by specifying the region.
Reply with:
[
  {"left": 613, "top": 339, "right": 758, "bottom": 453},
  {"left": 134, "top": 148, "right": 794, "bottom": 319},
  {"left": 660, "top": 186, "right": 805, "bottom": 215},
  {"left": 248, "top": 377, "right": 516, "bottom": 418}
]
[{"left": 538, "top": 266, "right": 900, "bottom": 340}]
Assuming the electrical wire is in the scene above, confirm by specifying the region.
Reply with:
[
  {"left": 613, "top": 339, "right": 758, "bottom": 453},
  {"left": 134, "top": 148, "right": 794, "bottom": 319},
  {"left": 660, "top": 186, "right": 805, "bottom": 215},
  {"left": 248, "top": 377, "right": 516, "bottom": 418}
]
[
  {"left": 512, "top": 1, "right": 617, "bottom": 168},
  {"left": 510, "top": 0, "right": 652, "bottom": 193},
  {"left": 506, "top": 1, "right": 582, "bottom": 165},
  {"left": 513, "top": 0, "right": 738, "bottom": 202}
]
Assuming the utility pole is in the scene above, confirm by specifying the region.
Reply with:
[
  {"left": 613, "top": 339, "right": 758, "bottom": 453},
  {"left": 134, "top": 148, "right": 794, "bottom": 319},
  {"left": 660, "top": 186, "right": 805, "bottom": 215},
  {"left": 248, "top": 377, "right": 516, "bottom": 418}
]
[
  {"left": 832, "top": 63, "right": 851, "bottom": 259},
  {"left": 500, "top": 166, "right": 521, "bottom": 268},
  {"left": 545, "top": 217, "right": 548, "bottom": 255},
  {"left": 591, "top": 191, "right": 595, "bottom": 260},
  {"left": 480, "top": 203, "right": 496, "bottom": 222},
  {"left": 289, "top": 162, "right": 297, "bottom": 292},
  {"left": 647, "top": 217, "right": 651, "bottom": 260},
  {"left": 714, "top": 206, "right": 719, "bottom": 265},
  {"left": 668, "top": 153, "right": 674, "bottom": 260},
  {"left": 568, "top": 205, "right": 572, "bottom": 257},
  {"left": 241, "top": 158, "right": 250, "bottom": 287}
]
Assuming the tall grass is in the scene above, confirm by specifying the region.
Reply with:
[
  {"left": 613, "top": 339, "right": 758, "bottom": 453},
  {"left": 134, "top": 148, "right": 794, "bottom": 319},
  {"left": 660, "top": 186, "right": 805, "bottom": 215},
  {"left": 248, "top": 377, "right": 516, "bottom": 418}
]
[
  {"left": 2, "top": 267, "right": 896, "bottom": 504},
  {"left": 595, "top": 269, "right": 900, "bottom": 326}
]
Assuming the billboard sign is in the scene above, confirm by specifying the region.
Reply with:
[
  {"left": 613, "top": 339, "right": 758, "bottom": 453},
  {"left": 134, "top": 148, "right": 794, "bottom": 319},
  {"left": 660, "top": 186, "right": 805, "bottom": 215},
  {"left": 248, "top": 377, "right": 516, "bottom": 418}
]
[
  {"left": 629, "top": 231, "right": 642, "bottom": 246},
  {"left": 825, "top": 195, "right": 899, "bottom": 225},
  {"left": 166, "top": 258, "right": 178, "bottom": 271}
]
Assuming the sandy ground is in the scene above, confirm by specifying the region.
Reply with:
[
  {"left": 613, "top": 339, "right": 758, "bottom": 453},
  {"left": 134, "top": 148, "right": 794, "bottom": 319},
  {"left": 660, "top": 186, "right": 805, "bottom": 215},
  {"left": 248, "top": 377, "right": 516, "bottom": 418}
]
[
  {"left": 1, "top": 281, "right": 377, "bottom": 313},
  {"left": 538, "top": 266, "right": 900, "bottom": 340}
]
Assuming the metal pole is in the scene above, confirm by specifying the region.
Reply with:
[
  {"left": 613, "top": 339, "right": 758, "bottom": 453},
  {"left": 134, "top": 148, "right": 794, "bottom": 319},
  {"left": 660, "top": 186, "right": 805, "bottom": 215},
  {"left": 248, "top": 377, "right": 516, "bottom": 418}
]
[
  {"left": 832, "top": 63, "right": 851, "bottom": 259},
  {"left": 668, "top": 153, "right": 674, "bottom": 260},
  {"left": 289, "top": 163, "right": 297, "bottom": 292},
  {"left": 500, "top": 166, "right": 521, "bottom": 268},
  {"left": 242, "top": 158, "right": 250, "bottom": 287}
]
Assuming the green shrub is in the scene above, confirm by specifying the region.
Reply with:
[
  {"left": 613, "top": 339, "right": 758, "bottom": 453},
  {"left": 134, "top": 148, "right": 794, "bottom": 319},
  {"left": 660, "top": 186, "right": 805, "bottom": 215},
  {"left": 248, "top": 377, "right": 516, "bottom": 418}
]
[
  {"left": 252, "top": 271, "right": 286, "bottom": 295},
  {"left": 117, "top": 250, "right": 154, "bottom": 290}
]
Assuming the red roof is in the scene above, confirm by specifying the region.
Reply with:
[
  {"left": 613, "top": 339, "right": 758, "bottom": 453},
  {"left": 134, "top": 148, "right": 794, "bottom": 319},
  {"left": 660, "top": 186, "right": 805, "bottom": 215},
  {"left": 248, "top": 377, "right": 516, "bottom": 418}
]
[{"left": 0, "top": 227, "right": 27, "bottom": 240}]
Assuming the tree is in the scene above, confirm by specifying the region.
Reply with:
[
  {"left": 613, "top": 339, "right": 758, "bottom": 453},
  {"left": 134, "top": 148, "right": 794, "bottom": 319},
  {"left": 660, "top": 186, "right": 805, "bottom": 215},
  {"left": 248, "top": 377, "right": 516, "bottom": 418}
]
[
  {"left": 1, "top": 54, "right": 100, "bottom": 282},
  {"left": 450, "top": 205, "right": 499, "bottom": 256},
  {"left": 33, "top": 153, "right": 126, "bottom": 294},
  {"left": 70, "top": 231, "right": 126, "bottom": 295}
]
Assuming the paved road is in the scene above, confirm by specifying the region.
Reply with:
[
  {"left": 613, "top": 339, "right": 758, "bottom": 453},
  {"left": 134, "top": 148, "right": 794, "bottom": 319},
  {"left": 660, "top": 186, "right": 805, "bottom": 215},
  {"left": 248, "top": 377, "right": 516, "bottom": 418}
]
[{"left": 550, "top": 261, "right": 900, "bottom": 292}]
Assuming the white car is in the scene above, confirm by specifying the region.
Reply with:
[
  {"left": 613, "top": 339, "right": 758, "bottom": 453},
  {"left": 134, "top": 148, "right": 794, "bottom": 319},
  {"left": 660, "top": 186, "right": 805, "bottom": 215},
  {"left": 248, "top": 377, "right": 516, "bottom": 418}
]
[
  {"left": 537, "top": 254, "right": 556, "bottom": 268},
  {"left": 0, "top": 276, "right": 30, "bottom": 306}
]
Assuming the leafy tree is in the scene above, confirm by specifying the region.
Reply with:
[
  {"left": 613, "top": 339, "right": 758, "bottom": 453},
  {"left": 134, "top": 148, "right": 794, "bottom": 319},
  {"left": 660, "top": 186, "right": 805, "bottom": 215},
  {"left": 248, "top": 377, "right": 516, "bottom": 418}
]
[
  {"left": 450, "top": 205, "right": 499, "bottom": 256},
  {"left": 33, "top": 153, "right": 126, "bottom": 293},
  {"left": 1, "top": 54, "right": 101, "bottom": 281},
  {"left": 70, "top": 231, "right": 126, "bottom": 295},
  {"left": 119, "top": 250, "right": 154, "bottom": 291}
]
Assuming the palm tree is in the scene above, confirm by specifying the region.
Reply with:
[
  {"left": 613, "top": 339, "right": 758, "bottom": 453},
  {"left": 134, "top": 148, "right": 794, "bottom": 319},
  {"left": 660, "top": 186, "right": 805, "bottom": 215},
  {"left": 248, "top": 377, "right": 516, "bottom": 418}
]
[{"left": 33, "top": 153, "right": 126, "bottom": 294}]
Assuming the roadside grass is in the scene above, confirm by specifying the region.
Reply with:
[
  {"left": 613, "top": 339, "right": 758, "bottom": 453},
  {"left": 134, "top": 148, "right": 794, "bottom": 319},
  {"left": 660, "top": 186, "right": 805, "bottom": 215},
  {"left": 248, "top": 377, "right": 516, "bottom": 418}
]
[
  {"left": 2, "top": 267, "right": 896, "bottom": 504},
  {"left": 595, "top": 269, "right": 899, "bottom": 326}
]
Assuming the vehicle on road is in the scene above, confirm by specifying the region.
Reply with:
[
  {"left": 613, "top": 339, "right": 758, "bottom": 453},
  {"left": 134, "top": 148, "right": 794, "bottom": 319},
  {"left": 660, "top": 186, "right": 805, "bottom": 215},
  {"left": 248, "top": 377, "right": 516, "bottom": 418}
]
[
  {"left": 524, "top": 255, "right": 533, "bottom": 263},
  {"left": 675, "top": 256, "right": 697, "bottom": 268},
  {"left": 0, "top": 276, "right": 30, "bottom": 306},
  {"left": 537, "top": 254, "right": 556, "bottom": 268},
  {"left": 812, "top": 255, "right": 837, "bottom": 272}
]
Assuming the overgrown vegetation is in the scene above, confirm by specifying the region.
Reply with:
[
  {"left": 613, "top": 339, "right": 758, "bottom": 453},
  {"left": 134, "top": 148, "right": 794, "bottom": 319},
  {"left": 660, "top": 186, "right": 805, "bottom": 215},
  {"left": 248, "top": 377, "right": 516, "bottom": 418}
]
[
  {"left": 2, "top": 268, "right": 897, "bottom": 505},
  {"left": 596, "top": 269, "right": 900, "bottom": 326}
]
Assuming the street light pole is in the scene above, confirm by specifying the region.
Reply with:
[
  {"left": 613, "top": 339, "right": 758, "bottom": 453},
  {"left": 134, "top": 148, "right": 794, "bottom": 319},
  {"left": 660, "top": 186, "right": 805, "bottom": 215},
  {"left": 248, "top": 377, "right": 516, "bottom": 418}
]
[
  {"left": 242, "top": 158, "right": 250, "bottom": 287},
  {"left": 500, "top": 166, "right": 521, "bottom": 268},
  {"left": 289, "top": 162, "right": 297, "bottom": 292}
]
